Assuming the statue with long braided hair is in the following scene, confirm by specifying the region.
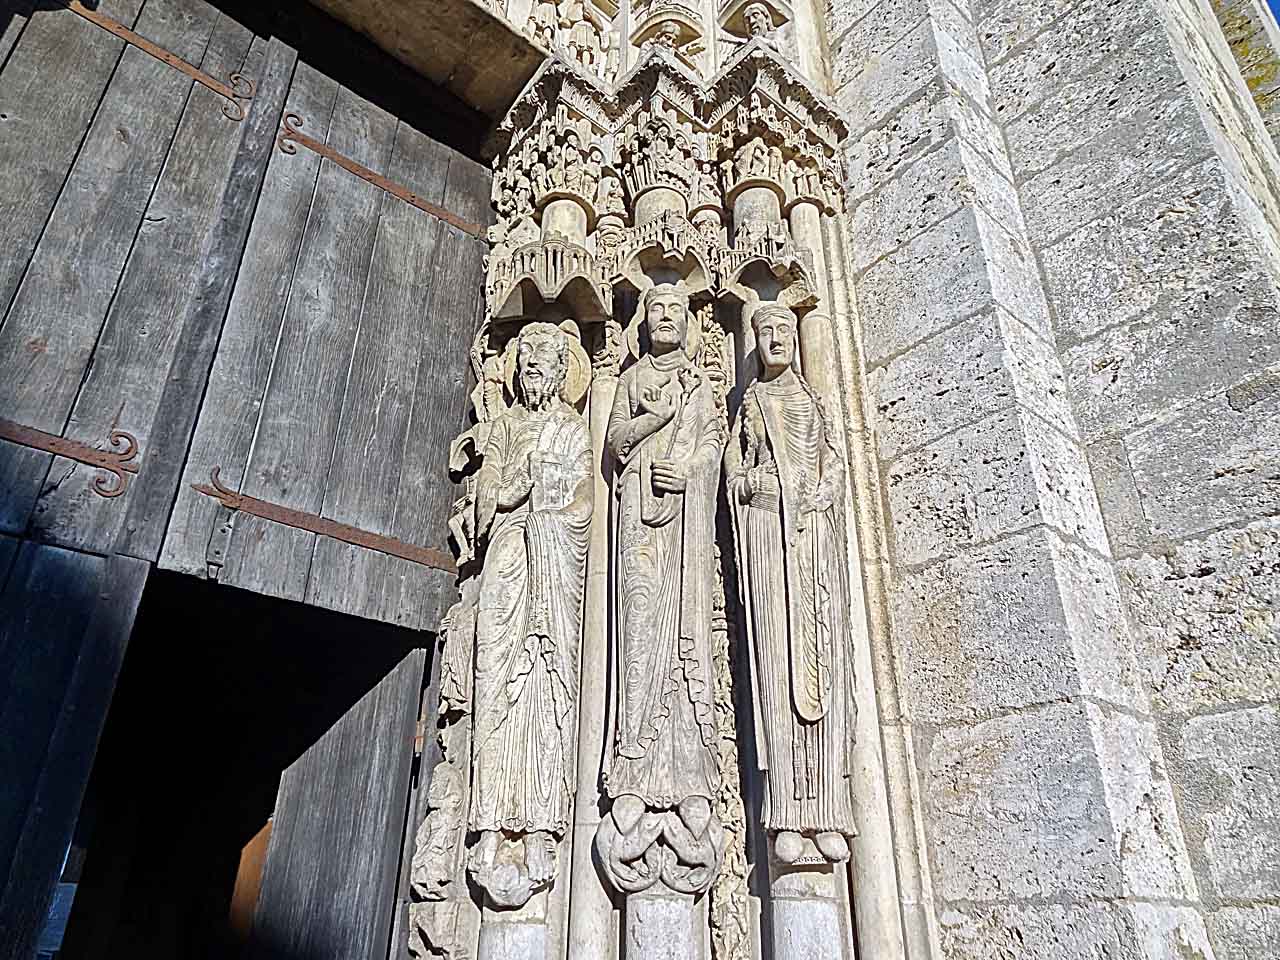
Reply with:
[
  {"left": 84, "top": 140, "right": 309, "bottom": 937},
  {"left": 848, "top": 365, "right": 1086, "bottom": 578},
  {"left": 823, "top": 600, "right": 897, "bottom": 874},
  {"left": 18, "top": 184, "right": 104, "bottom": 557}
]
[{"left": 724, "top": 302, "right": 858, "bottom": 865}]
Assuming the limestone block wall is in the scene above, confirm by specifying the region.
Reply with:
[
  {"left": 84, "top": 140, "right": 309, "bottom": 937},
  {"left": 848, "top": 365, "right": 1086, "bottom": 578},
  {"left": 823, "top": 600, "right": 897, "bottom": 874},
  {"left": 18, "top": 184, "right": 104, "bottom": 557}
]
[{"left": 821, "top": 0, "right": 1280, "bottom": 955}]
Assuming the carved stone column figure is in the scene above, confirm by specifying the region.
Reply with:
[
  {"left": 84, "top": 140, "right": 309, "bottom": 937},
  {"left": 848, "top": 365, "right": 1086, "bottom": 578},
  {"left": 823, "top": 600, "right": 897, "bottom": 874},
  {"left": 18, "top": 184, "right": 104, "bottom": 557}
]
[
  {"left": 724, "top": 302, "right": 858, "bottom": 959},
  {"left": 465, "top": 323, "right": 595, "bottom": 959},
  {"left": 596, "top": 282, "right": 726, "bottom": 959}
]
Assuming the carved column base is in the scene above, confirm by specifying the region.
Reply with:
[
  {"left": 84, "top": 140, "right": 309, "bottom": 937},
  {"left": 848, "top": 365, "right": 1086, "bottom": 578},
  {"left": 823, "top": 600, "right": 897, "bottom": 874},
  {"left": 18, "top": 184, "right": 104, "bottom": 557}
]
[
  {"left": 624, "top": 887, "right": 708, "bottom": 960},
  {"left": 478, "top": 892, "right": 551, "bottom": 960},
  {"left": 769, "top": 839, "right": 852, "bottom": 960}
]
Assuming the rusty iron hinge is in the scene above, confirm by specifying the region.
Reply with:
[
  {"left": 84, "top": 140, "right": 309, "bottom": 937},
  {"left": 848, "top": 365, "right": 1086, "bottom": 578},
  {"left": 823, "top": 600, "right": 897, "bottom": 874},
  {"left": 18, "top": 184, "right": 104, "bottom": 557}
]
[
  {"left": 277, "top": 113, "right": 485, "bottom": 238},
  {"left": 68, "top": 1, "right": 255, "bottom": 121},
  {"left": 192, "top": 467, "right": 458, "bottom": 575},
  {"left": 0, "top": 418, "right": 139, "bottom": 498}
]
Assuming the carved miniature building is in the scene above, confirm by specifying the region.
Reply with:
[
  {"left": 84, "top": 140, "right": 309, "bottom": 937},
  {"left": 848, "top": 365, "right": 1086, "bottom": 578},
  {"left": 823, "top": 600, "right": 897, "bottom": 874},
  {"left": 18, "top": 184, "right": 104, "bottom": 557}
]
[{"left": 0, "top": 0, "right": 1276, "bottom": 959}]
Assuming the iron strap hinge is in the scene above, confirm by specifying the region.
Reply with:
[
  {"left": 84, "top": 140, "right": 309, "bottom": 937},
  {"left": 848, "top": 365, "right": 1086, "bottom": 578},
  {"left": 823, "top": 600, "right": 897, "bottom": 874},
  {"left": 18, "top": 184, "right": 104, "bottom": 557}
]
[
  {"left": 192, "top": 466, "right": 458, "bottom": 575},
  {"left": 276, "top": 113, "right": 486, "bottom": 238},
  {"left": 68, "top": 1, "right": 255, "bottom": 121},
  {"left": 0, "top": 417, "right": 139, "bottom": 498}
]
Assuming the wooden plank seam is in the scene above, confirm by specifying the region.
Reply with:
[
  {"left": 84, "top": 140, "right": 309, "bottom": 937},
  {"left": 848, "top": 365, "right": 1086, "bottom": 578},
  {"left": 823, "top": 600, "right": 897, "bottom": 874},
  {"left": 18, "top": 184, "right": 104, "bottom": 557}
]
[
  {"left": 191, "top": 467, "right": 458, "bottom": 574},
  {"left": 67, "top": 0, "right": 255, "bottom": 121},
  {"left": 276, "top": 113, "right": 486, "bottom": 237}
]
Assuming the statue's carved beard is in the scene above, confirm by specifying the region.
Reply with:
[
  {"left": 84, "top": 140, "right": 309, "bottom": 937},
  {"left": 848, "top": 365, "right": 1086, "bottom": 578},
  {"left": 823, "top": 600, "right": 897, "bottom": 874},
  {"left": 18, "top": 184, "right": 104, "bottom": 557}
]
[{"left": 520, "top": 369, "right": 559, "bottom": 412}]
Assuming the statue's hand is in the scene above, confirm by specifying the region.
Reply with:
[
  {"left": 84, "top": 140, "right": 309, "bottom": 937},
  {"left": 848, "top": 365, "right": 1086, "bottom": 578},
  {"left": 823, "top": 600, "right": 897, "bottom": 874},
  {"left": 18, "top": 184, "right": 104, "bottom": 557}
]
[
  {"left": 499, "top": 465, "right": 533, "bottom": 508},
  {"left": 805, "top": 480, "right": 835, "bottom": 514},
  {"left": 745, "top": 465, "right": 778, "bottom": 503},
  {"left": 638, "top": 383, "right": 676, "bottom": 423},
  {"left": 651, "top": 459, "right": 687, "bottom": 494}
]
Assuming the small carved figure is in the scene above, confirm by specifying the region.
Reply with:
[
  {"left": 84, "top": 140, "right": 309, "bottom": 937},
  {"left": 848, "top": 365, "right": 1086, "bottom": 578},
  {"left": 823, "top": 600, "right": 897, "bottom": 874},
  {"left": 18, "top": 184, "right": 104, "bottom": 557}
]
[
  {"left": 724, "top": 304, "right": 858, "bottom": 865},
  {"left": 602, "top": 28, "right": 621, "bottom": 81},
  {"left": 530, "top": 0, "right": 560, "bottom": 46},
  {"left": 743, "top": 2, "right": 776, "bottom": 45},
  {"left": 467, "top": 323, "right": 594, "bottom": 907},
  {"left": 767, "top": 144, "right": 783, "bottom": 182},
  {"left": 562, "top": 130, "right": 585, "bottom": 194},
  {"left": 597, "top": 283, "right": 726, "bottom": 895}
]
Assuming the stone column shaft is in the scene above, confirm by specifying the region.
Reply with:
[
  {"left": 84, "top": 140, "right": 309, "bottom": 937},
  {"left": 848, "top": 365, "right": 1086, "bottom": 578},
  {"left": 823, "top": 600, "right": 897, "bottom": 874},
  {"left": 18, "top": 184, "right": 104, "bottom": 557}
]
[{"left": 568, "top": 372, "right": 620, "bottom": 960}]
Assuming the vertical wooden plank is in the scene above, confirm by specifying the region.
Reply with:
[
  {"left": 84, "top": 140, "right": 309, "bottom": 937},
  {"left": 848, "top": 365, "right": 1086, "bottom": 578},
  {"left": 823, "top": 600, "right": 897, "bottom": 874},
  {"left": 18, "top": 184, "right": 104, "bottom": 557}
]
[
  {"left": 0, "top": 3, "right": 32, "bottom": 70},
  {"left": 221, "top": 85, "right": 398, "bottom": 601},
  {"left": 117, "top": 36, "right": 299, "bottom": 562},
  {"left": 30, "top": 9, "right": 255, "bottom": 553},
  {"left": 0, "top": 553, "right": 148, "bottom": 960},
  {"left": 0, "top": 535, "right": 17, "bottom": 595},
  {"left": 389, "top": 633, "right": 445, "bottom": 956},
  {"left": 251, "top": 649, "right": 425, "bottom": 960},
  {"left": 158, "top": 61, "right": 339, "bottom": 577},
  {"left": 383, "top": 155, "right": 492, "bottom": 625},
  {"left": 0, "top": 0, "right": 223, "bottom": 534},
  {"left": 0, "top": 544, "right": 105, "bottom": 939},
  {"left": 304, "top": 124, "right": 453, "bottom": 628},
  {"left": 0, "top": 0, "right": 144, "bottom": 322}
]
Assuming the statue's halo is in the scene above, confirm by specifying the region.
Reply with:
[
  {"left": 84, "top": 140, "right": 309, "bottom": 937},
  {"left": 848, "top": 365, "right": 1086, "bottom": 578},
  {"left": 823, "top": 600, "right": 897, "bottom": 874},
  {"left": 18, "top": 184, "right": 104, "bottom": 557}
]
[{"left": 502, "top": 324, "right": 592, "bottom": 408}]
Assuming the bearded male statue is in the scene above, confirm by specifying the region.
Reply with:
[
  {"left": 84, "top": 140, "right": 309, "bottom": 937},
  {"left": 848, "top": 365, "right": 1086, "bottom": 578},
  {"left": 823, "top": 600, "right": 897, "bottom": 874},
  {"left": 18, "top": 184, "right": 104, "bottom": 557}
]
[
  {"left": 724, "top": 303, "right": 858, "bottom": 864},
  {"left": 467, "top": 322, "right": 594, "bottom": 907},
  {"left": 596, "top": 283, "right": 725, "bottom": 896}
]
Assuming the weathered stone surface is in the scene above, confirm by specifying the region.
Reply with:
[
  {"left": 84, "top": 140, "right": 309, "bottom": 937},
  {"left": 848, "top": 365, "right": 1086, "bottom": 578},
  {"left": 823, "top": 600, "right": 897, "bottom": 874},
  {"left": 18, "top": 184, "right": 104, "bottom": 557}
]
[
  {"left": 959, "top": 138, "right": 1026, "bottom": 238},
  {"left": 1085, "top": 438, "right": 1150, "bottom": 557},
  {"left": 1060, "top": 285, "right": 1280, "bottom": 442},
  {"left": 928, "top": 0, "right": 990, "bottom": 108},
  {"left": 970, "top": 0, "right": 1089, "bottom": 66},
  {"left": 884, "top": 408, "right": 1107, "bottom": 566},
  {"left": 977, "top": 209, "right": 1051, "bottom": 334},
  {"left": 919, "top": 702, "right": 1122, "bottom": 901},
  {"left": 1206, "top": 904, "right": 1280, "bottom": 960},
  {"left": 892, "top": 528, "right": 1142, "bottom": 724},
  {"left": 998, "top": 23, "right": 1190, "bottom": 180},
  {"left": 771, "top": 893, "right": 845, "bottom": 960},
  {"left": 833, "top": 0, "right": 930, "bottom": 92},
  {"left": 1085, "top": 704, "right": 1196, "bottom": 899},
  {"left": 837, "top": 19, "right": 940, "bottom": 134},
  {"left": 857, "top": 206, "right": 992, "bottom": 361},
  {"left": 1017, "top": 96, "right": 1209, "bottom": 245},
  {"left": 826, "top": 0, "right": 885, "bottom": 44},
  {"left": 846, "top": 82, "right": 952, "bottom": 202},
  {"left": 1177, "top": 704, "right": 1280, "bottom": 901},
  {"left": 868, "top": 310, "right": 1071, "bottom": 462},
  {"left": 938, "top": 902, "right": 1212, "bottom": 960},
  {"left": 1119, "top": 518, "right": 1280, "bottom": 713},
  {"left": 848, "top": 135, "right": 971, "bottom": 272},
  {"left": 1041, "top": 159, "right": 1280, "bottom": 348},
  {"left": 1126, "top": 378, "right": 1280, "bottom": 541},
  {"left": 984, "top": 0, "right": 1157, "bottom": 118}
]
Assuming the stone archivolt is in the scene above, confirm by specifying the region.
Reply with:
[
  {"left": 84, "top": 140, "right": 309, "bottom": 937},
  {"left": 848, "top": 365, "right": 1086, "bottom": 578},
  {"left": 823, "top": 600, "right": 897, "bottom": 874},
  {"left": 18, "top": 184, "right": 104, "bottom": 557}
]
[{"left": 410, "top": 34, "right": 854, "bottom": 960}]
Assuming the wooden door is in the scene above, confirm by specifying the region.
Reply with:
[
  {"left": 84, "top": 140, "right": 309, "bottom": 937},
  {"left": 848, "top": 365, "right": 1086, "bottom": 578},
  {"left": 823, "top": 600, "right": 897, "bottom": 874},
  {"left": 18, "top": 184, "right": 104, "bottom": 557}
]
[
  {"left": 249, "top": 649, "right": 427, "bottom": 960},
  {"left": 160, "top": 64, "right": 491, "bottom": 632}
]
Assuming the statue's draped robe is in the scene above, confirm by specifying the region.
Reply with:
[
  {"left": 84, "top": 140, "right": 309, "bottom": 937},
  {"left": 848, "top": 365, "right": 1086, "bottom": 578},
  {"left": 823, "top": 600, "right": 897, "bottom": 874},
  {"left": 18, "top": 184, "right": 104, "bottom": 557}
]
[
  {"left": 727, "top": 377, "right": 858, "bottom": 834},
  {"left": 469, "top": 404, "right": 592, "bottom": 836},
  {"left": 606, "top": 353, "right": 722, "bottom": 808}
]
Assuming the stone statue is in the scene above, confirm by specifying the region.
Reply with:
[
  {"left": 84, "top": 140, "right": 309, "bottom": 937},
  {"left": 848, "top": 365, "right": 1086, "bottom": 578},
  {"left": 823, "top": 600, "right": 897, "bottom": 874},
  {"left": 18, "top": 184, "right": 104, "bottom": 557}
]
[
  {"left": 466, "top": 322, "right": 594, "bottom": 906},
  {"left": 596, "top": 283, "right": 725, "bottom": 895},
  {"left": 724, "top": 303, "right": 858, "bottom": 864}
]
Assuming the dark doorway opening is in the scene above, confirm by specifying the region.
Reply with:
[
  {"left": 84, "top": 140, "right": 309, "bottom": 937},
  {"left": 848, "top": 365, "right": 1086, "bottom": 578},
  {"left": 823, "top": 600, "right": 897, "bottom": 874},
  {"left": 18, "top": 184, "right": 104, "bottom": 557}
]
[{"left": 52, "top": 570, "right": 430, "bottom": 960}]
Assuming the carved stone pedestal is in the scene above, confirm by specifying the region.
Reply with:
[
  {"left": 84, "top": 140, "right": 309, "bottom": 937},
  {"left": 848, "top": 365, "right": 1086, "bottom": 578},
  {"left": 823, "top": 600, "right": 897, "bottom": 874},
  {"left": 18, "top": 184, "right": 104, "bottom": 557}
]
[
  {"left": 769, "top": 842, "right": 851, "bottom": 960},
  {"left": 624, "top": 887, "right": 708, "bottom": 960},
  {"left": 478, "top": 891, "right": 550, "bottom": 960}
]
